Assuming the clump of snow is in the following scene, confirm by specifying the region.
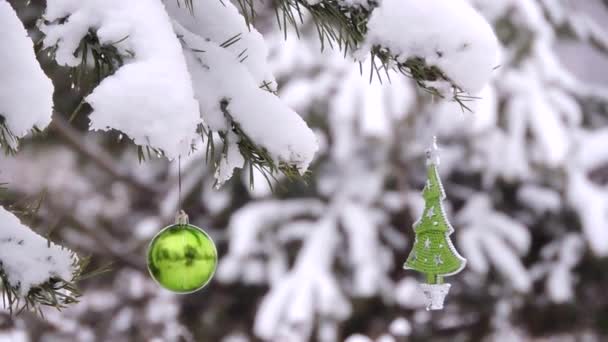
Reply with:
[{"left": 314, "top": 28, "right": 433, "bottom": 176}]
[
  {"left": 40, "top": 0, "right": 201, "bottom": 158},
  {"left": 535, "top": 234, "right": 585, "bottom": 303},
  {"left": 389, "top": 317, "right": 412, "bottom": 337},
  {"left": 567, "top": 129, "right": 608, "bottom": 256},
  {"left": 217, "top": 199, "right": 324, "bottom": 283},
  {"left": 344, "top": 335, "right": 373, "bottom": 342},
  {"left": 0, "top": 206, "right": 76, "bottom": 296},
  {"left": 341, "top": 202, "right": 385, "bottom": 297},
  {"left": 38, "top": 0, "right": 319, "bottom": 184},
  {"left": 163, "top": 0, "right": 276, "bottom": 88},
  {"left": 358, "top": 0, "right": 500, "bottom": 94},
  {"left": 337, "top": 0, "right": 372, "bottom": 9},
  {"left": 254, "top": 218, "right": 351, "bottom": 341},
  {"left": 214, "top": 131, "right": 245, "bottom": 186},
  {"left": 457, "top": 194, "right": 532, "bottom": 292},
  {"left": 517, "top": 184, "right": 561, "bottom": 214},
  {"left": 0, "top": 1, "right": 53, "bottom": 144},
  {"left": 174, "top": 23, "right": 318, "bottom": 185},
  {"left": 218, "top": 142, "right": 393, "bottom": 339},
  {"left": 328, "top": 58, "right": 415, "bottom": 141},
  {"left": 395, "top": 277, "right": 427, "bottom": 309}
]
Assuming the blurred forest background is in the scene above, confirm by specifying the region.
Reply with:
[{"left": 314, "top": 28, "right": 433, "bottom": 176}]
[{"left": 2, "top": 0, "right": 608, "bottom": 341}]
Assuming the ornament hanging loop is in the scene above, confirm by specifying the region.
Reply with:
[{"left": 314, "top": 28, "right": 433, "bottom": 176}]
[
  {"left": 175, "top": 210, "right": 189, "bottom": 225},
  {"left": 426, "top": 136, "right": 440, "bottom": 166}
]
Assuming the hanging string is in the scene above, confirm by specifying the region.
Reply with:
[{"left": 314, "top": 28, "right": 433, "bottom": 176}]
[
  {"left": 178, "top": 155, "right": 182, "bottom": 210},
  {"left": 175, "top": 155, "right": 189, "bottom": 225}
]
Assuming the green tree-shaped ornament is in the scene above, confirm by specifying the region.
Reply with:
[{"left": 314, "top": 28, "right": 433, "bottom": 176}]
[{"left": 404, "top": 139, "right": 466, "bottom": 310}]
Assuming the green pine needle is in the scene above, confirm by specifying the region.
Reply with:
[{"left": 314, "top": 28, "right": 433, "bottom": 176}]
[
  {"left": 215, "top": 99, "right": 308, "bottom": 189},
  {"left": 240, "top": 0, "right": 474, "bottom": 110},
  {"left": 0, "top": 253, "right": 85, "bottom": 316},
  {"left": 175, "top": 0, "right": 195, "bottom": 14},
  {"left": 0, "top": 118, "right": 18, "bottom": 156},
  {"left": 0, "top": 117, "right": 45, "bottom": 156},
  {"left": 137, "top": 145, "right": 165, "bottom": 163},
  {"left": 40, "top": 29, "right": 131, "bottom": 122}
]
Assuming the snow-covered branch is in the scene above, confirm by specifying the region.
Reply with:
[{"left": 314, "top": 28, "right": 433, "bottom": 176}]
[
  {"left": 0, "top": 206, "right": 80, "bottom": 313},
  {"left": 0, "top": 1, "right": 53, "bottom": 153}
]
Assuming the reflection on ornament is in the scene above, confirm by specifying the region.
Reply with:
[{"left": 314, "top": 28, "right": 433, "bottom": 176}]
[{"left": 147, "top": 211, "right": 217, "bottom": 293}]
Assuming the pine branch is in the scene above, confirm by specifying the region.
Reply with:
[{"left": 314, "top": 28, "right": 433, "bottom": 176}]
[
  {"left": 217, "top": 99, "right": 308, "bottom": 189},
  {"left": 0, "top": 186, "right": 86, "bottom": 315},
  {"left": 38, "top": 28, "right": 130, "bottom": 107},
  {"left": 0, "top": 254, "right": 111, "bottom": 316},
  {"left": 0, "top": 183, "right": 7, "bottom": 201},
  {"left": 0, "top": 199, "right": 107, "bottom": 315},
  {"left": 0, "top": 118, "right": 18, "bottom": 155},
  {"left": 242, "top": 0, "right": 474, "bottom": 108},
  {"left": 38, "top": 7, "right": 305, "bottom": 187},
  {"left": 0, "top": 255, "right": 81, "bottom": 316},
  {"left": 175, "top": 0, "right": 195, "bottom": 14},
  {"left": 0, "top": 115, "right": 45, "bottom": 156},
  {"left": 179, "top": 34, "right": 306, "bottom": 188}
]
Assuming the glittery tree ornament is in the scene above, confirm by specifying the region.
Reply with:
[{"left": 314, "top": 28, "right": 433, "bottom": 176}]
[
  {"left": 147, "top": 211, "right": 217, "bottom": 293},
  {"left": 404, "top": 138, "right": 466, "bottom": 310}
]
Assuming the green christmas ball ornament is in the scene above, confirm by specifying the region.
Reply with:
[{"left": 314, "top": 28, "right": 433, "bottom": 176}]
[{"left": 147, "top": 211, "right": 218, "bottom": 293}]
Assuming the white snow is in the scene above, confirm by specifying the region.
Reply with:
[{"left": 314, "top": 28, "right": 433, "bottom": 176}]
[
  {"left": 358, "top": 0, "right": 500, "bottom": 94},
  {"left": 517, "top": 185, "right": 562, "bottom": 214},
  {"left": 344, "top": 335, "right": 373, "bottom": 342},
  {"left": 254, "top": 218, "right": 351, "bottom": 341},
  {"left": 174, "top": 23, "right": 318, "bottom": 185},
  {"left": 214, "top": 131, "right": 245, "bottom": 186},
  {"left": 389, "top": 317, "right": 412, "bottom": 336},
  {"left": 395, "top": 277, "right": 428, "bottom": 309},
  {"left": 219, "top": 153, "right": 392, "bottom": 339},
  {"left": 337, "top": 0, "right": 372, "bottom": 9},
  {"left": 567, "top": 129, "right": 608, "bottom": 256},
  {"left": 457, "top": 194, "right": 532, "bottom": 292},
  {"left": 340, "top": 203, "right": 384, "bottom": 296},
  {"left": 163, "top": 0, "right": 275, "bottom": 88},
  {"left": 40, "top": 0, "right": 201, "bottom": 158},
  {"left": 217, "top": 199, "right": 324, "bottom": 283},
  {"left": 541, "top": 234, "right": 584, "bottom": 303},
  {"left": 567, "top": 170, "right": 608, "bottom": 255},
  {"left": 0, "top": 1, "right": 53, "bottom": 146},
  {"left": 0, "top": 206, "right": 76, "bottom": 295},
  {"left": 3, "top": 0, "right": 608, "bottom": 339},
  {"left": 328, "top": 58, "right": 415, "bottom": 141}
]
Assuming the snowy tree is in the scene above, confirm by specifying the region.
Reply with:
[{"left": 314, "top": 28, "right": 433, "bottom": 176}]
[{"left": 1, "top": 0, "right": 608, "bottom": 341}]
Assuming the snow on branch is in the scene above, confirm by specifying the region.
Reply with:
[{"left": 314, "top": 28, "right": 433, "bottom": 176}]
[
  {"left": 567, "top": 129, "right": 608, "bottom": 256},
  {"left": 216, "top": 200, "right": 353, "bottom": 340},
  {"left": 532, "top": 233, "right": 584, "bottom": 303},
  {"left": 0, "top": 206, "right": 80, "bottom": 313},
  {"left": 172, "top": 22, "right": 318, "bottom": 187},
  {"left": 357, "top": 0, "right": 500, "bottom": 96},
  {"left": 254, "top": 218, "right": 350, "bottom": 341},
  {"left": 456, "top": 194, "right": 532, "bottom": 292},
  {"left": 241, "top": 0, "right": 499, "bottom": 107},
  {"left": 163, "top": 0, "right": 276, "bottom": 89},
  {"left": 0, "top": 1, "right": 53, "bottom": 154},
  {"left": 217, "top": 199, "right": 325, "bottom": 283},
  {"left": 39, "top": 0, "right": 201, "bottom": 159},
  {"left": 37, "top": 0, "right": 318, "bottom": 185}
]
